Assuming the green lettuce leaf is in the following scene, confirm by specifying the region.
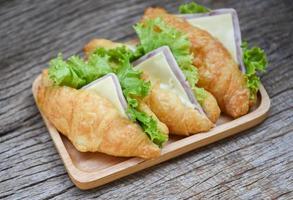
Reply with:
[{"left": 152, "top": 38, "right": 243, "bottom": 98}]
[
  {"left": 134, "top": 18, "right": 198, "bottom": 87},
  {"left": 193, "top": 87, "right": 208, "bottom": 106},
  {"left": 48, "top": 53, "right": 111, "bottom": 89},
  {"left": 48, "top": 46, "right": 167, "bottom": 147},
  {"left": 178, "top": 2, "right": 210, "bottom": 14},
  {"left": 48, "top": 54, "right": 85, "bottom": 88},
  {"left": 134, "top": 17, "right": 209, "bottom": 104},
  {"left": 127, "top": 107, "right": 167, "bottom": 147},
  {"left": 241, "top": 42, "right": 268, "bottom": 100}
]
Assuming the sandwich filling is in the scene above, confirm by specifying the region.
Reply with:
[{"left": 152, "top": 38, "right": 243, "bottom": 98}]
[{"left": 82, "top": 73, "right": 128, "bottom": 118}]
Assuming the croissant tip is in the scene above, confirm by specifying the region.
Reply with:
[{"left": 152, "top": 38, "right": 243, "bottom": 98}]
[{"left": 138, "top": 144, "right": 161, "bottom": 159}]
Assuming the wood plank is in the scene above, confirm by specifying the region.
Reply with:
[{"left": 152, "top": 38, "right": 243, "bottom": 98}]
[{"left": 0, "top": 0, "right": 292, "bottom": 199}]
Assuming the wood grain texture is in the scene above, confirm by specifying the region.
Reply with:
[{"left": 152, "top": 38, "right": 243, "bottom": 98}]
[{"left": 0, "top": 0, "right": 292, "bottom": 199}]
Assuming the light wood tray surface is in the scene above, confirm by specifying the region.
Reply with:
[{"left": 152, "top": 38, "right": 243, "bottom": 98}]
[{"left": 32, "top": 73, "right": 270, "bottom": 190}]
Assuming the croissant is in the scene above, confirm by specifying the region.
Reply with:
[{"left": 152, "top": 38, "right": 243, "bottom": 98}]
[
  {"left": 36, "top": 71, "right": 161, "bottom": 159},
  {"left": 200, "top": 90, "right": 221, "bottom": 123},
  {"left": 142, "top": 8, "right": 250, "bottom": 118},
  {"left": 145, "top": 84, "right": 213, "bottom": 136}
]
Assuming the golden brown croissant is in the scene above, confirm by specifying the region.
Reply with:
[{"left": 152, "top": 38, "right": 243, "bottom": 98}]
[
  {"left": 36, "top": 71, "right": 161, "bottom": 159},
  {"left": 200, "top": 90, "right": 221, "bottom": 123},
  {"left": 145, "top": 84, "right": 213, "bottom": 136},
  {"left": 142, "top": 8, "right": 250, "bottom": 118}
]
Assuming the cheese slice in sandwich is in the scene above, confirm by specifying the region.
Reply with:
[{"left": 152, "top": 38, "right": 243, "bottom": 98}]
[
  {"left": 181, "top": 8, "right": 245, "bottom": 72},
  {"left": 83, "top": 73, "right": 128, "bottom": 118}
]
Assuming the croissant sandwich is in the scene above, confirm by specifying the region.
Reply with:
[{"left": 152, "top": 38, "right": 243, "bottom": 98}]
[
  {"left": 140, "top": 5, "right": 267, "bottom": 118},
  {"left": 36, "top": 46, "right": 169, "bottom": 159}
]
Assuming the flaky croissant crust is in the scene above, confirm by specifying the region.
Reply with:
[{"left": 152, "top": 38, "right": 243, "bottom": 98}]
[
  {"left": 145, "top": 84, "right": 214, "bottom": 136},
  {"left": 36, "top": 71, "right": 161, "bottom": 159}
]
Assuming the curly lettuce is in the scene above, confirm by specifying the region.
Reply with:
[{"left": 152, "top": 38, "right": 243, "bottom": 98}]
[
  {"left": 48, "top": 53, "right": 112, "bottom": 89},
  {"left": 178, "top": 2, "right": 210, "bottom": 14},
  {"left": 242, "top": 42, "right": 268, "bottom": 100},
  {"left": 134, "top": 17, "right": 209, "bottom": 104},
  {"left": 48, "top": 46, "right": 167, "bottom": 147},
  {"left": 194, "top": 87, "right": 208, "bottom": 106}
]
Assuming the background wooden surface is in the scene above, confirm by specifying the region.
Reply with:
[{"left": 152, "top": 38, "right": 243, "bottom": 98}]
[{"left": 0, "top": 0, "right": 292, "bottom": 199}]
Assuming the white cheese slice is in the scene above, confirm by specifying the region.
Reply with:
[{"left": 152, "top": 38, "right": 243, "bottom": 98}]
[
  {"left": 83, "top": 74, "right": 127, "bottom": 118},
  {"left": 186, "top": 13, "right": 238, "bottom": 63},
  {"left": 134, "top": 51, "right": 195, "bottom": 109}
]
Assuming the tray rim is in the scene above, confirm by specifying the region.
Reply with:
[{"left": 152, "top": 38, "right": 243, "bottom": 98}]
[{"left": 32, "top": 74, "right": 270, "bottom": 190}]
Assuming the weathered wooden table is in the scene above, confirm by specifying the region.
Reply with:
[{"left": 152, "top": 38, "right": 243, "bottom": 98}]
[{"left": 1, "top": 0, "right": 292, "bottom": 199}]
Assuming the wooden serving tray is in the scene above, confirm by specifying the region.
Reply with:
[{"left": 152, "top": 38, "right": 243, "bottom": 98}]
[{"left": 32, "top": 74, "right": 270, "bottom": 190}]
